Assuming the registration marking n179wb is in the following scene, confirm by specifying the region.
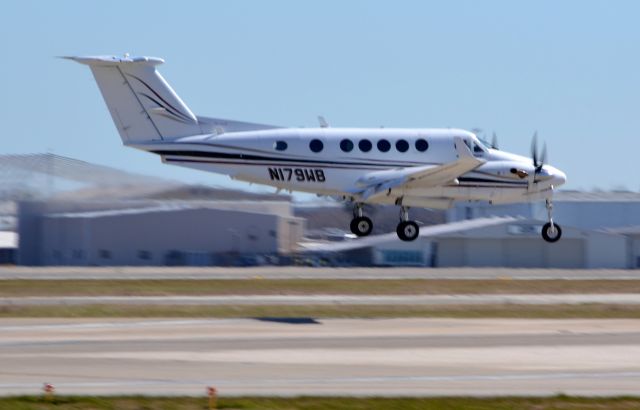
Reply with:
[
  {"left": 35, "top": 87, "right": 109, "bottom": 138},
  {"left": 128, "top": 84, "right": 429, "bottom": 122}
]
[{"left": 268, "top": 168, "right": 326, "bottom": 182}]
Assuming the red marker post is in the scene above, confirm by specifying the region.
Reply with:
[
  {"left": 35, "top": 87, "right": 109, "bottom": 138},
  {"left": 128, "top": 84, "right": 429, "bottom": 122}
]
[
  {"left": 43, "top": 383, "right": 55, "bottom": 401},
  {"left": 207, "top": 386, "right": 218, "bottom": 409}
]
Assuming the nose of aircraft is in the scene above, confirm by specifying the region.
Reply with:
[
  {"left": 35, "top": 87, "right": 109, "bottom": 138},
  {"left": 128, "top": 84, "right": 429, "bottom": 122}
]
[{"left": 546, "top": 165, "right": 567, "bottom": 187}]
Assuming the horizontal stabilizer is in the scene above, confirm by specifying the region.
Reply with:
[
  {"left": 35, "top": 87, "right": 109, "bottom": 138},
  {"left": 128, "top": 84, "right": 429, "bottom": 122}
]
[{"left": 61, "top": 55, "right": 165, "bottom": 67}]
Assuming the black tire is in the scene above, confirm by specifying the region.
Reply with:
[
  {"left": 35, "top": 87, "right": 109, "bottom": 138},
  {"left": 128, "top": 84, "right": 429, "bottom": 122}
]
[
  {"left": 350, "top": 216, "right": 373, "bottom": 237},
  {"left": 396, "top": 221, "right": 419, "bottom": 241},
  {"left": 541, "top": 222, "right": 562, "bottom": 243}
]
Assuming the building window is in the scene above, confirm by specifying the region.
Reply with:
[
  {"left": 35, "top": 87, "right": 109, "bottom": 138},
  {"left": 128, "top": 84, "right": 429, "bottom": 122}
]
[
  {"left": 396, "top": 139, "right": 409, "bottom": 152},
  {"left": 274, "top": 141, "right": 288, "bottom": 151},
  {"left": 99, "top": 250, "right": 111, "bottom": 259},
  {"left": 415, "top": 138, "right": 429, "bottom": 152},
  {"left": 358, "top": 139, "right": 372, "bottom": 152},
  {"left": 138, "top": 250, "right": 151, "bottom": 260},
  {"left": 269, "top": 230, "right": 277, "bottom": 237},
  {"left": 377, "top": 139, "right": 391, "bottom": 152},
  {"left": 340, "top": 139, "right": 353, "bottom": 152},
  {"left": 381, "top": 250, "right": 423, "bottom": 265},
  {"left": 73, "top": 250, "right": 84, "bottom": 259},
  {"left": 309, "top": 139, "right": 324, "bottom": 153}
]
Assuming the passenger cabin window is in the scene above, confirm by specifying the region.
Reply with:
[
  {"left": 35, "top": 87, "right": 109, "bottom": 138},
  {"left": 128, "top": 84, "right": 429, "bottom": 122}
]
[
  {"left": 396, "top": 139, "right": 409, "bottom": 152},
  {"left": 274, "top": 141, "right": 287, "bottom": 151},
  {"left": 415, "top": 139, "right": 429, "bottom": 152},
  {"left": 309, "top": 139, "right": 324, "bottom": 153},
  {"left": 359, "top": 139, "right": 372, "bottom": 152},
  {"left": 377, "top": 139, "right": 391, "bottom": 152},
  {"left": 340, "top": 139, "right": 354, "bottom": 152}
]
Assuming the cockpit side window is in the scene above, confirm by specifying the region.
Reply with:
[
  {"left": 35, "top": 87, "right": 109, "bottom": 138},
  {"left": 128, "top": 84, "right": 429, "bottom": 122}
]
[
  {"left": 465, "top": 139, "right": 485, "bottom": 156},
  {"left": 464, "top": 139, "right": 486, "bottom": 156}
]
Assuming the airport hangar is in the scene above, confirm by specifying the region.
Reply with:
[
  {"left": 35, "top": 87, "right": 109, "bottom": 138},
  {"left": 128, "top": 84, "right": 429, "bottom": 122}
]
[
  {"left": 17, "top": 200, "right": 304, "bottom": 266},
  {"left": 300, "top": 192, "right": 640, "bottom": 269},
  {"left": 4, "top": 153, "right": 640, "bottom": 268},
  {"left": 301, "top": 216, "right": 629, "bottom": 269},
  {"left": 447, "top": 191, "right": 640, "bottom": 230},
  {"left": 12, "top": 195, "right": 640, "bottom": 269}
]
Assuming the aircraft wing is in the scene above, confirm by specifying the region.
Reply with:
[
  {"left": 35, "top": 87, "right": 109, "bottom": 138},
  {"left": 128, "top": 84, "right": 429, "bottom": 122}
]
[{"left": 352, "top": 137, "right": 484, "bottom": 201}]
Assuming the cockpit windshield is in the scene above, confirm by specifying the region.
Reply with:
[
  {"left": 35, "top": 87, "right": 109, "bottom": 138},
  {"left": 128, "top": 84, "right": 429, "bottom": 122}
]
[
  {"left": 464, "top": 138, "right": 487, "bottom": 155},
  {"left": 473, "top": 139, "right": 486, "bottom": 154}
]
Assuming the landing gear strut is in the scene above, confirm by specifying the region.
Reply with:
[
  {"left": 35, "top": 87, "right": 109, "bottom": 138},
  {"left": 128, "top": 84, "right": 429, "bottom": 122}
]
[
  {"left": 350, "top": 203, "right": 373, "bottom": 237},
  {"left": 396, "top": 206, "right": 419, "bottom": 242},
  {"left": 541, "top": 198, "right": 562, "bottom": 243}
]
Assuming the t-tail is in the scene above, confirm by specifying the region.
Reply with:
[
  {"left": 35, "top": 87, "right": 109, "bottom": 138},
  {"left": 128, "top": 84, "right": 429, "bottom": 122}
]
[
  {"left": 65, "top": 54, "right": 279, "bottom": 145},
  {"left": 64, "top": 55, "right": 201, "bottom": 143}
]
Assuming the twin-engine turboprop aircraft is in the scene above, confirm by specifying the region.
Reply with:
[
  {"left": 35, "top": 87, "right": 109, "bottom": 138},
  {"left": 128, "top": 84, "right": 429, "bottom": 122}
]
[{"left": 67, "top": 55, "right": 567, "bottom": 242}]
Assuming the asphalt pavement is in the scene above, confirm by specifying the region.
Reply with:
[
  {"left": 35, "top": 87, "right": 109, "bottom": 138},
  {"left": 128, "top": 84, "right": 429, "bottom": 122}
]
[
  {"left": 2, "top": 294, "right": 640, "bottom": 305},
  {"left": 1, "top": 318, "right": 640, "bottom": 396}
]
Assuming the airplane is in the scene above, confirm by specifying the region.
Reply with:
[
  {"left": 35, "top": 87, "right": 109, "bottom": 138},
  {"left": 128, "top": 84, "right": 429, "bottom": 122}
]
[{"left": 66, "top": 54, "right": 567, "bottom": 242}]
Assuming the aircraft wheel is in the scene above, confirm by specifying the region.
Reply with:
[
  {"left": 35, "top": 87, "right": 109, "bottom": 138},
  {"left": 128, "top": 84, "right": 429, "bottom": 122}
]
[
  {"left": 396, "top": 220, "right": 419, "bottom": 242},
  {"left": 350, "top": 216, "right": 373, "bottom": 237},
  {"left": 541, "top": 222, "right": 562, "bottom": 243}
]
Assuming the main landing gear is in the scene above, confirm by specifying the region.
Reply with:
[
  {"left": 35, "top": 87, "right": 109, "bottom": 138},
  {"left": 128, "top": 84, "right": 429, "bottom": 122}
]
[
  {"left": 348, "top": 203, "right": 420, "bottom": 241},
  {"left": 396, "top": 206, "right": 419, "bottom": 242},
  {"left": 350, "top": 203, "right": 373, "bottom": 237},
  {"left": 541, "top": 198, "right": 562, "bottom": 243}
]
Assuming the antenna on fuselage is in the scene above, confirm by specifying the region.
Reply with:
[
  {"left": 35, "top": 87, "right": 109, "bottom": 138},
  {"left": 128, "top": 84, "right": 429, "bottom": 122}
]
[
  {"left": 491, "top": 132, "right": 499, "bottom": 150},
  {"left": 318, "top": 116, "right": 329, "bottom": 128}
]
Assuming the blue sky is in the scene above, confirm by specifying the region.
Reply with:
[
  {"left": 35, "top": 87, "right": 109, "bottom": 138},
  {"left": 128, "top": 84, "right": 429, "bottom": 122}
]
[{"left": 2, "top": 1, "right": 639, "bottom": 192}]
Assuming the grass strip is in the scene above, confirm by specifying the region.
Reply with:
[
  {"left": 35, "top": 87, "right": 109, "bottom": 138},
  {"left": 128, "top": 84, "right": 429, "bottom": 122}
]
[
  {"left": 1, "top": 303, "right": 639, "bottom": 319},
  {"left": 3, "top": 279, "right": 640, "bottom": 296},
  {"left": 3, "top": 395, "right": 640, "bottom": 410}
]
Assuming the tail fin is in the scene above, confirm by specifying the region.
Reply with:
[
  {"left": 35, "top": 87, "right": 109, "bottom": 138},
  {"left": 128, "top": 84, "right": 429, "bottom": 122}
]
[{"left": 65, "top": 55, "right": 200, "bottom": 143}]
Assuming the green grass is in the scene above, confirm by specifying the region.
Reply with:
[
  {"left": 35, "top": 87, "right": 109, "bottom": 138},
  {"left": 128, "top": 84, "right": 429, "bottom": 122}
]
[
  {"left": 1, "top": 303, "right": 639, "bottom": 319},
  {"left": 4, "top": 395, "right": 640, "bottom": 410},
  {"left": 2, "top": 279, "right": 640, "bottom": 297}
]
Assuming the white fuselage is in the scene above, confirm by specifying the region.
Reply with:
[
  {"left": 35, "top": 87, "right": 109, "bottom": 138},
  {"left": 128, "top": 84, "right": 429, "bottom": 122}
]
[{"left": 135, "top": 127, "right": 566, "bottom": 209}]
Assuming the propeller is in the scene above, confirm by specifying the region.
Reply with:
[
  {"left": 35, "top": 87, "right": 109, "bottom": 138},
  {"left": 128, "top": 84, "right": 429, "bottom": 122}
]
[
  {"left": 528, "top": 131, "right": 548, "bottom": 189},
  {"left": 530, "top": 132, "right": 547, "bottom": 173}
]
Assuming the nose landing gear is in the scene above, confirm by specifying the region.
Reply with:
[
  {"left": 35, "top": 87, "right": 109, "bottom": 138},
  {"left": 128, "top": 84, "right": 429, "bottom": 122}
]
[
  {"left": 541, "top": 198, "right": 562, "bottom": 243},
  {"left": 396, "top": 206, "right": 419, "bottom": 242},
  {"left": 350, "top": 203, "right": 373, "bottom": 237}
]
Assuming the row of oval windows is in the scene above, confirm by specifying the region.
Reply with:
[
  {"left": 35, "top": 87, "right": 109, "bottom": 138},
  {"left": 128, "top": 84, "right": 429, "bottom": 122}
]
[{"left": 274, "top": 138, "right": 429, "bottom": 153}]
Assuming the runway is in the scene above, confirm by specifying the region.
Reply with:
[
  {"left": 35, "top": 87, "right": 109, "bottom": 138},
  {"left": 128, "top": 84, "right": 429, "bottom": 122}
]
[
  {"left": 3, "top": 293, "right": 640, "bottom": 305},
  {"left": 1, "top": 318, "right": 640, "bottom": 396}
]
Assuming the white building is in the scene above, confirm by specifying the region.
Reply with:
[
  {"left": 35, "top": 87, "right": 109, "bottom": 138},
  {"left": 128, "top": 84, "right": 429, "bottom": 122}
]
[
  {"left": 447, "top": 191, "right": 640, "bottom": 231},
  {"left": 18, "top": 200, "right": 304, "bottom": 266},
  {"left": 304, "top": 217, "right": 629, "bottom": 269}
]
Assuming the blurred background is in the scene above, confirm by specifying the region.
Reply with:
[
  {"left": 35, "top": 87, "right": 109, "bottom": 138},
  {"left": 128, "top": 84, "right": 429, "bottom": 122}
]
[{"left": 2, "top": 0, "right": 640, "bottom": 269}]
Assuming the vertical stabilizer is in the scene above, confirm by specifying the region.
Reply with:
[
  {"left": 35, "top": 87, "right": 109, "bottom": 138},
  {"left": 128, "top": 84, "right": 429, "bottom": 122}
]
[{"left": 65, "top": 55, "right": 200, "bottom": 143}]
